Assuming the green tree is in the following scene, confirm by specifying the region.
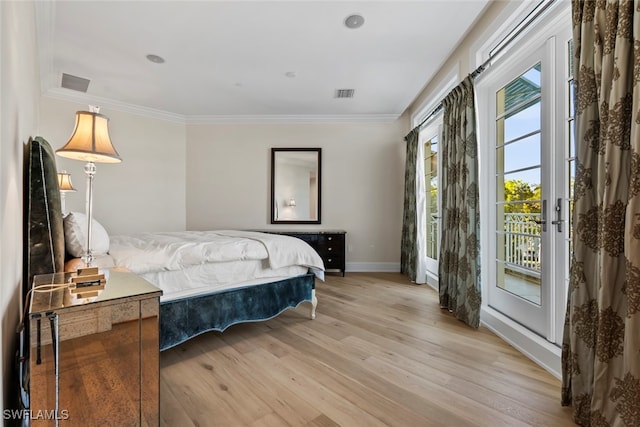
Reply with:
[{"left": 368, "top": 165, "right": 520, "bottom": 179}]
[{"left": 504, "top": 179, "right": 541, "bottom": 214}]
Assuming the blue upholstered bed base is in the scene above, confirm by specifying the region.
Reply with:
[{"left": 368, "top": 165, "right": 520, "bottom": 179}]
[{"left": 160, "top": 272, "right": 315, "bottom": 350}]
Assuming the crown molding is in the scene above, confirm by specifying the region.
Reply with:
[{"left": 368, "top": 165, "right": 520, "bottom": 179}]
[
  {"left": 42, "top": 89, "right": 187, "bottom": 124},
  {"left": 185, "top": 114, "right": 400, "bottom": 125},
  {"left": 42, "top": 88, "right": 401, "bottom": 125}
]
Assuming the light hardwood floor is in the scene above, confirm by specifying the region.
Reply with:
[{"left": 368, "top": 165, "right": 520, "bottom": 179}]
[{"left": 159, "top": 272, "right": 575, "bottom": 427}]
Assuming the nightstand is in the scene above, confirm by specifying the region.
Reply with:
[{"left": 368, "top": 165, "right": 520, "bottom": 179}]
[{"left": 28, "top": 269, "right": 162, "bottom": 426}]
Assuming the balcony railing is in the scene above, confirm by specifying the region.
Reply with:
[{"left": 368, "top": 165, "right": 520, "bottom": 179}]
[
  {"left": 428, "top": 213, "right": 438, "bottom": 258},
  {"left": 503, "top": 213, "right": 541, "bottom": 274},
  {"left": 427, "top": 212, "right": 541, "bottom": 276}
]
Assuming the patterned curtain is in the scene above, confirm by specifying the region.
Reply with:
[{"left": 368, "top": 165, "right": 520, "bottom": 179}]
[
  {"left": 401, "top": 127, "right": 420, "bottom": 281},
  {"left": 561, "top": 1, "right": 640, "bottom": 425},
  {"left": 438, "top": 76, "right": 481, "bottom": 328}
]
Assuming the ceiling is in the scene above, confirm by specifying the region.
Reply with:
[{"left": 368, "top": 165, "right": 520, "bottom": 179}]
[{"left": 36, "top": 1, "right": 491, "bottom": 122}]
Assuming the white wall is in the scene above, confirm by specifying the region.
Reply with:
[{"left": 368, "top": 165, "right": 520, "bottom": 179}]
[
  {"left": 0, "top": 0, "right": 40, "bottom": 415},
  {"left": 37, "top": 99, "right": 407, "bottom": 269},
  {"left": 186, "top": 121, "right": 408, "bottom": 268},
  {"left": 37, "top": 98, "right": 408, "bottom": 268},
  {"left": 39, "top": 97, "right": 187, "bottom": 235}
]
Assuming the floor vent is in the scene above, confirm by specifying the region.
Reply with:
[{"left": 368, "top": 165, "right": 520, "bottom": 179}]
[
  {"left": 61, "top": 73, "right": 90, "bottom": 93},
  {"left": 334, "top": 89, "right": 355, "bottom": 98}
]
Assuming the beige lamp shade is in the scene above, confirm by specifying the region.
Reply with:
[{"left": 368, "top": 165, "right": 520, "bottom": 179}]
[
  {"left": 56, "top": 111, "right": 122, "bottom": 163},
  {"left": 57, "top": 171, "right": 76, "bottom": 192}
]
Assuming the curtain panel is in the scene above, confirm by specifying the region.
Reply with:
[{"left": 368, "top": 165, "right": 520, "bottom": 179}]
[
  {"left": 438, "top": 76, "right": 481, "bottom": 328},
  {"left": 562, "top": 1, "right": 640, "bottom": 425},
  {"left": 401, "top": 128, "right": 420, "bottom": 281}
]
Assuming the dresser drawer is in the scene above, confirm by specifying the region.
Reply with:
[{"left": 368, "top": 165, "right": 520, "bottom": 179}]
[
  {"left": 317, "top": 233, "right": 343, "bottom": 246},
  {"left": 316, "top": 234, "right": 345, "bottom": 274},
  {"left": 289, "top": 234, "right": 318, "bottom": 245},
  {"left": 323, "top": 255, "right": 344, "bottom": 270},
  {"left": 254, "top": 230, "right": 346, "bottom": 275},
  {"left": 317, "top": 235, "right": 344, "bottom": 253}
]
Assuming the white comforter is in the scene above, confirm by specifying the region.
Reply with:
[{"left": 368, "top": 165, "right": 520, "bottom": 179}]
[{"left": 108, "top": 230, "right": 325, "bottom": 280}]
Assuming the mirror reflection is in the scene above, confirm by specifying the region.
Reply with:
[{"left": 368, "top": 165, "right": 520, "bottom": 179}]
[{"left": 271, "top": 148, "right": 321, "bottom": 224}]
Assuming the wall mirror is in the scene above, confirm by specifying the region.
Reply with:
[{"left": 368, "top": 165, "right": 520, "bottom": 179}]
[{"left": 271, "top": 148, "right": 321, "bottom": 224}]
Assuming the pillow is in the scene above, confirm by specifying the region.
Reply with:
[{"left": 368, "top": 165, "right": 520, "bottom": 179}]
[{"left": 63, "top": 212, "right": 110, "bottom": 257}]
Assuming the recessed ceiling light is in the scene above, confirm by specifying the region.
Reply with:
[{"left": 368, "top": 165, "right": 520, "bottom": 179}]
[
  {"left": 344, "top": 14, "right": 364, "bottom": 29},
  {"left": 285, "top": 71, "right": 297, "bottom": 78},
  {"left": 146, "top": 54, "right": 165, "bottom": 64}
]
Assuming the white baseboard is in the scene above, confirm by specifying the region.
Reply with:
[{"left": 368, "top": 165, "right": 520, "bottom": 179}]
[
  {"left": 425, "top": 271, "right": 438, "bottom": 291},
  {"left": 481, "top": 305, "right": 562, "bottom": 379},
  {"left": 345, "top": 262, "right": 400, "bottom": 272}
]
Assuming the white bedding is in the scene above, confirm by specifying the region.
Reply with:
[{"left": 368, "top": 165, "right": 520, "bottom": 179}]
[
  {"left": 141, "top": 262, "right": 310, "bottom": 302},
  {"left": 106, "top": 230, "right": 324, "bottom": 301}
]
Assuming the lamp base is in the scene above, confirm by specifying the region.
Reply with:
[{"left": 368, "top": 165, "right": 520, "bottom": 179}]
[
  {"left": 81, "top": 254, "right": 94, "bottom": 268},
  {"left": 71, "top": 267, "right": 106, "bottom": 289},
  {"left": 82, "top": 161, "right": 96, "bottom": 268}
]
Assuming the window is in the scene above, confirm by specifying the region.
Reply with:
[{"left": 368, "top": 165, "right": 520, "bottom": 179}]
[
  {"left": 417, "top": 117, "right": 443, "bottom": 279},
  {"left": 495, "top": 62, "right": 543, "bottom": 306},
  {"left": 566, "top": 38, "right": 576, "bottom": 293},
  {"left": 424, "top": 134, "right": 439, "bottom": 260}
]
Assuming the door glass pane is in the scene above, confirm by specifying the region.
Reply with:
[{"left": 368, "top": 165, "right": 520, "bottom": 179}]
[
  {"left": 425, "top": 136, "right": 438, "bottom": 259},
  {"left": 504, "top": 101, "right": 541, "bottom": 140},
  {"left": 500, "top": 134, "right": 541, "bottom": 173},
  {"left": 567, "top": 39, "right": 576, "bottom": 295},
  {"left": 495, "top": 63, "right": 542, "bottom": 305}
]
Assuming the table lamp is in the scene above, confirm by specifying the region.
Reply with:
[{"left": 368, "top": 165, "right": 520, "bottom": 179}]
[
  {"left": 57, "top": 170, "right": 76, "bottom": 214},
  {"left": 56, "top": 107, "right": 121, "bottom": 267}
]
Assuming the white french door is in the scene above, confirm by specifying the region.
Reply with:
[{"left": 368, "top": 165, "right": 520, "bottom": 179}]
[
  {"left": 421, "top": 121, "right": 441, "bottom": 277},
  {"left": 478, "top": 17, "right": 572, "bottom": 345}
]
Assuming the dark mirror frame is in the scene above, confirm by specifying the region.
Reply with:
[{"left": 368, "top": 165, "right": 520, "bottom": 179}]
[{"left": 271, "top": 147, "right": 321, "bottom": 224}]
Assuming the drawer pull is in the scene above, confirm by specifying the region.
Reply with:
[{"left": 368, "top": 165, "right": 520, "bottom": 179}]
[
  {"left": 328, "top": 237, "right": 333, "bottom": 241},
  {"left": 328, "top": 247, "right": 332, "bottom": 251},
  {"left": 327, "top": 258, "right": 332, "bottom": 262}
]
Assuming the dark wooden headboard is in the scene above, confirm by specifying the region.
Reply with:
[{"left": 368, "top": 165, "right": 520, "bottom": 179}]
[{"left": 23, "top": 136, "right": 65, "bottom": 298}]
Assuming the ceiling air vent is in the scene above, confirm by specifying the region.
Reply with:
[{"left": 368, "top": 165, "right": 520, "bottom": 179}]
[
  {"left": 334, "top": 89, "right": 355, "bottom": 99},
  {"left": 61, "top": 73, "right": 90, "bottom": 93}
]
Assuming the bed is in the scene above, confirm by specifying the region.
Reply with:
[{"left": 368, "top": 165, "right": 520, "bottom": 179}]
[{"left": 23, "top": 137, "right": 324, "bottom": 352}]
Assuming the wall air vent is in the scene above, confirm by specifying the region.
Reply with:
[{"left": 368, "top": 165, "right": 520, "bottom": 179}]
[
  {"left": 334, "top": 89, "right": 355, "bottom": 98},
  {"left": 61, "top": 73, "right": 90, "bottom": 93}
]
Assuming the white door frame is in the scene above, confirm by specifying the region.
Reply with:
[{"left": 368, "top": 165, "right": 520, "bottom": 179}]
[
  {"left": 476, "top": 4, "right": 571, "bottom": 378},
  {"left": 419, "top": 120, "right": 442, "bottom": 277}
]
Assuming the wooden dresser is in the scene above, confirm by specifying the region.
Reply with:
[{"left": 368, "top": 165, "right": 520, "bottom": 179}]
[
  {"left": 28, "top": 269, "right": 162, "bottom": 426},
  {"left": 259, "top": 230, "right": 346, "bottom": 276}
]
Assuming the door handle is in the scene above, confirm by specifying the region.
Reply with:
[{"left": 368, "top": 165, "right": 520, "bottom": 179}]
[
  {"left": 551, "top": 198, "right": 564, "bottom": 232},
  {"left": 531, "top": 199, "right": 547, "bottom": 232}
]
